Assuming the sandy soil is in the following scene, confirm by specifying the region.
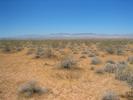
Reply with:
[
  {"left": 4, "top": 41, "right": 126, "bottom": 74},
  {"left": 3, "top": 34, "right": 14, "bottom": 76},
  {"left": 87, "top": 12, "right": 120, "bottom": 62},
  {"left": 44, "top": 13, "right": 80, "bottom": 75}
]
[{"left": 0, "top": 49, "right": 130, "bottom": 100}]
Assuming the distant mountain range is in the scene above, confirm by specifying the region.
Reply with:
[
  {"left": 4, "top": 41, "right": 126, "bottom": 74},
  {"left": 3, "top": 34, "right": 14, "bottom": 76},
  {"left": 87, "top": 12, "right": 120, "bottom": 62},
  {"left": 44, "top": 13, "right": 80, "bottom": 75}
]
[{"left": 0, "top": 33, "right": 133, "bottom": 39}]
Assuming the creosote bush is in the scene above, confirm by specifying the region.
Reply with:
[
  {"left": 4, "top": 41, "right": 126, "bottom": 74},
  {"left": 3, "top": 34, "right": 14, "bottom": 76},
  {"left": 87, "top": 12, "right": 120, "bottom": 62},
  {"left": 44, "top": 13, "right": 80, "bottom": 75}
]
[
  {"left": 18, "top": 80, "right": 48, "bottom": 97},
  {"left": 102, "top": 90, "right": 120, "bottom": 100}
]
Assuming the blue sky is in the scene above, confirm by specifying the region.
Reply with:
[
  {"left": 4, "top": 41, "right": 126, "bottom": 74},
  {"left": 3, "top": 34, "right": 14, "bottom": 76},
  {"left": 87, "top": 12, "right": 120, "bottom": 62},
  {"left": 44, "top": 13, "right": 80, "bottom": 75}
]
[{"left": 0, "top": 0, "right": 133, "bottom": 37}]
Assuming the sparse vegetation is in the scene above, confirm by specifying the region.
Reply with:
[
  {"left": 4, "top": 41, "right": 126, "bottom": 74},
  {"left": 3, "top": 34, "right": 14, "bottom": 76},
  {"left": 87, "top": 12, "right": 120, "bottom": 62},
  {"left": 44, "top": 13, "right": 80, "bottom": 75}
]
[
  {"left": 59, "top": 56, "right": 77, "bottom": 69},
  {"left": 35, "top": 47, "right": 55, "bottom": 58},
  {"left": 88, "top": 53, "right": 96, "bottom": 57},
  {"left": 106, "top": 59, "right": 115, "bottom": 64},
  {"left": 105, "top": 47, "right": 114, "bottom": 54},
  {"left": 91, "top": 57, "right": 101, "bottom": 65},
  {"left": 35, "top": 47, "right": 45, "bottom": 58},
  {"left": 127, "top": 56, "right": 133, "bottom": 64},
  {"left": 18, "top": 80, "right": 49, "bottom": 97},
  {"left": 122, "top": 87, "right": 133, "bottom": 99},
  {"left": 115, "top": 63, "right": 133, "bottom": 87},
  {"left": 116, "top": 48, "right": 124, "bottom": 55},
  {"left": 102, "top": 90, "right": 120, "bottom": 100},
  {"left": 90, "top": 66, "right": 95, "bottom": 70},
  {"left": 0, "top": 39, "right": 133, "bottom": 100},
  {"left": 104, "top": 63, "right": 117, "bottom": 73},
  {"left": 95, "top": 68, "right": 104, "bottom": 74}
]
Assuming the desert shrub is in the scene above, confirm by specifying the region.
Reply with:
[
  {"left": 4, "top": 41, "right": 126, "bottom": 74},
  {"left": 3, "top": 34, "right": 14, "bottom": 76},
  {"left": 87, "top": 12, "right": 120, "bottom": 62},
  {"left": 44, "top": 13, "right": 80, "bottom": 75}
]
[
  {"left": 27, "top": 48, "right": 35, "bottom": 55},
  {"left": 127, "top": 74, "right": 133, "bottom": 87},
  {"left": 35, "top": 47, "right": 55, "bottom": 58},
  {"left": 1, "top": 44, "right": 13, "bottom": 53},
  {"left": 44, "top": 48, "right": 55, "bottom": 58},
  {"left": 18, "top": 80, "right": 48, "bottom": 97},
  {"left": 123, "top": 88, "right": 133, "bottom": 99},
  {"left": 80, "top": 55, "right": 86, "bottom": 58},
  {"left": 95, "top": 52, "right": 99, "bottom": 56},
  {"left": 118, "top": 61, "right": 128, "bottom": 65},
  {"left": 116, "top": 48, "right": 124, "bottom": 55},
  {"left": 105, "top": 47, "right": 114, "bottom": 54},
  {"left": 35, "top": 47, "right": 45, "bottom": 58},
  {"left": 15, "top": 46, "right": 23, "bottom": 51},
  {"left": 131, "top": 48, "right": 133, "bottom": 53},
  {"left": 104, "top": 63, "right": 117, "bottom": 73},
  {"left": 115, "top": 68, "right": 131, "bottom": 81},
  {"left": 116, "top": 62, "right": 128, "bottom": 71},
  {"left": 73, "top": 51, "right": 78, "bottom": 54},
  {"left": 0, "top": 42, "right": 23, "bottom": 53},
  {"left": 102, "top": 90, "right": 120, "bottom": 100},
  {"left": 127, "top": 56, "right": 133, "bottom": 64},
  {"left": 81, "top": 51, "right": 89, "bottom": 54},
  {"left": 90, "top": 66, "right": 95, "bottom": 70},
  {"left": 3, "top": 46, "right": 11, "bottom": 52},
  {"left": 95, "top": 68, "right": 104, "bottom": 74},
  {"left": 91, "top": 57, "right": 101, "bottom": 65},
  {"left": 115, "top": 63, "right": 131, "bottom": 82},
  {"left": 88, "top": 53, "right": 96, "bottom": 57},
  {"left": 106, "top": 60, "right": 115, "bottom": 64},
  {"left": 59, "top": 56, "right": 77, "bottom": 69}
]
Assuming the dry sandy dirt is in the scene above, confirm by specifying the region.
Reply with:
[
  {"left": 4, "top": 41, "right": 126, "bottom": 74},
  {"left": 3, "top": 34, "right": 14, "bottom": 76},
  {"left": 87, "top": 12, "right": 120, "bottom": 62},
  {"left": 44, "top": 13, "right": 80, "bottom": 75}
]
[{"left": 0, "top": 47, "right": 131, "bottom": 100}]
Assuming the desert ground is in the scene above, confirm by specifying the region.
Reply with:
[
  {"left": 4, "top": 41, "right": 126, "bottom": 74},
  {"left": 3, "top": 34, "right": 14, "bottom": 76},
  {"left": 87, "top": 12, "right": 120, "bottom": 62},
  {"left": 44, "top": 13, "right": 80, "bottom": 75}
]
[{"left": 0, "top": 39, "right": 133, "bottom": 100}]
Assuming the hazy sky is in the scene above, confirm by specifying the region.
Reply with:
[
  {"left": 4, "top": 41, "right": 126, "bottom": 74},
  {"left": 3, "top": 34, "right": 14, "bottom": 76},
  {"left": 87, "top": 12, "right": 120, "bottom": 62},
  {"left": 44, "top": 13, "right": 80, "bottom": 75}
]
[{"left": 0, "top": 0, "right": 133, "bottom": 37}]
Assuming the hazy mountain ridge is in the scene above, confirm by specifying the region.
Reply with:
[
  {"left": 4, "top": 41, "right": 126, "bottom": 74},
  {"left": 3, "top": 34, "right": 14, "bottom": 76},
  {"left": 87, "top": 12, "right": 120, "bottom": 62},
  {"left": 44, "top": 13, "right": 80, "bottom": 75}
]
[{"left": 0, "top": 33, "right": 133, "bottom": 39}]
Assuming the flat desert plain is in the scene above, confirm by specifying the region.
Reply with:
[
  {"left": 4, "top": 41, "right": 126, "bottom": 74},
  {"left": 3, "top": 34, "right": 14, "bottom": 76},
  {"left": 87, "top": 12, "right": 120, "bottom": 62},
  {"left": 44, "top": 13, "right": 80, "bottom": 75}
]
[{"left": 0, "top": 39, "right": 133, "bottom": 100}]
